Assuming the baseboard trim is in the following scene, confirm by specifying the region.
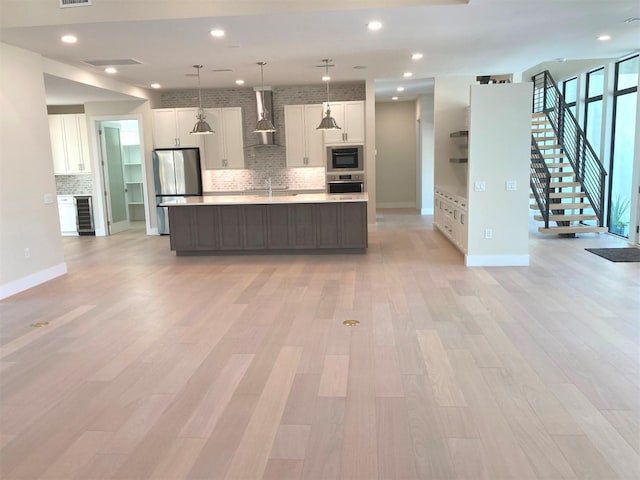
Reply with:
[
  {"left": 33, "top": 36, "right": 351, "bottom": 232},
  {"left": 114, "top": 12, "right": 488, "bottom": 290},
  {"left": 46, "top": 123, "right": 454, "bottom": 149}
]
[
  {"left": 465, "top": 254, "right": 530, "bottom": 267},
  {"left": 421, "top": 207, "right": 434, "bottom": 215},
  {"left": 377, "top": 202, "right": 416, "bottom": 209},
  {"left": 0, "top": 263, "right": 68, "bottom": 300}
]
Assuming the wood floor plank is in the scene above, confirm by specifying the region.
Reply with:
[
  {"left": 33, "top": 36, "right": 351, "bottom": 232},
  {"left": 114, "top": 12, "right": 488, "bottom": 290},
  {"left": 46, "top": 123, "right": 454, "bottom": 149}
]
[
  {"left": 550, "top": 383, "right": 640, "bottom": 480},
  {"left": 416, "top": 329, "right": 467, "bottom": 407},
  {"left": 148, "top": 438, "right": 207, "bottom": 480},
  {"left": 262, "top": 459, "right": 304, "bottom": 480},
  {"left": 401, "top": 375, "right": 456, "bottom": 479},
  {"left": 374, "top": 346, "right": 404, "bottom": 397},
  {"left": 376, "top": 396, "right": 419, "bottom": 479},
  {"left": 318, "top": 355, "right": 350, "bottom": 397},
  {"left": 269, "top": 424, "right": 311, "bottom": 460},
  {"left": 38, "top": 430, "right": 113, "bottom": 480},
  {"left": 301, "top": 397, "right": 345, "bottom": 479},
  {"left": 448, "top": 438, "right": 492, "bottom": 480},
  {"left": 552, "top": 434, "right": 620, "bottom": 480},
  {"left": 224, "top": 346, "right": 302, "bottom": 480},
  {"left": 179, "top": 353, "right": 254, "bottom": 438},
  {"left": 340, "top": 328, "right": 378, "bottom": 479}
]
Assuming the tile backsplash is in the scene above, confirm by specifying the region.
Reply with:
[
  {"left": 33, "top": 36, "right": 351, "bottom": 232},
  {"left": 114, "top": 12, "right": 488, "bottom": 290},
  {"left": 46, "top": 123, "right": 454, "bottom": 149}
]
[
  {"left": 161, "top": 82, "right": 365, "bottom": 192},
  {"left": 55, "top": 175, "right": 93, "bottom": 195}
]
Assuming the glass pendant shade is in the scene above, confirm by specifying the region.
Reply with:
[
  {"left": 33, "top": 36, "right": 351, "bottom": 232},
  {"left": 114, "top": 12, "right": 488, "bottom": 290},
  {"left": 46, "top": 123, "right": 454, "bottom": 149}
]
[
  {"left": 317, "top": 59, "right": 341, "bottom": 130},
  {"left": 190, "top": 65, "right": 214, "bottom": 135}
]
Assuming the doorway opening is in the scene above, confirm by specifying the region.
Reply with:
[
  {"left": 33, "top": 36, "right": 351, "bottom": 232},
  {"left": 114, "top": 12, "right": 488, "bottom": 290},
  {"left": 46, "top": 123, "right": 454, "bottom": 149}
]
[{"left": 96, "top": 119, "right": 147, "bottom": 235}]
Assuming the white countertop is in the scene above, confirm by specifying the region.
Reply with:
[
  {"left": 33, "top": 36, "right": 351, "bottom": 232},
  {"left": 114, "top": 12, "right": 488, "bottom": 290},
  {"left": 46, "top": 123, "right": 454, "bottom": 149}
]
[{"left": 161, "top": 192, "right": 368, "bottom": 207}]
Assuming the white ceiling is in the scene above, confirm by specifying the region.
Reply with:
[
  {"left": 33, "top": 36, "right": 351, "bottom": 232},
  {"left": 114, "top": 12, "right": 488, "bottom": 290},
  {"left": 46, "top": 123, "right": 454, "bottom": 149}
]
[{"left": 1, "top": 0, "right": 638, "bottom": 105}]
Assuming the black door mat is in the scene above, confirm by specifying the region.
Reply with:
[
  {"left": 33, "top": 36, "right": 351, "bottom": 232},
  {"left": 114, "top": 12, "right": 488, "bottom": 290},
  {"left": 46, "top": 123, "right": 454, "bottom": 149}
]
[{"left": 585, "top": 248, "right": 640, "bottom": 262}]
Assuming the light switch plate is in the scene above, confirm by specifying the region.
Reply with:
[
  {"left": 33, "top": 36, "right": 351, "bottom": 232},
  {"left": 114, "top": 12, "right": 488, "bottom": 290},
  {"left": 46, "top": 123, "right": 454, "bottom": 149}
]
[
  {"left": 474, "top": 181, "right": 486, "bottom": 192},
  {"left": 44, "top": 193, "right": 54, "bottom": 204},
  {"left": 506, "top": 180, "right": 517, "bottom": 191}
]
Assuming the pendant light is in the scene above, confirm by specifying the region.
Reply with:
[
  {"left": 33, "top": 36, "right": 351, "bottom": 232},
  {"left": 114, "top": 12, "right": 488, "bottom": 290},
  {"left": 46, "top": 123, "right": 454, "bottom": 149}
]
[
  {"left": 254, "top": 61, "right": 276, "bottom": 133},
  {"left": 317, "top": 58, "right": 341, "bottom": 130},
  {"left": 190, "top": 65, "right": 214, "bottom": 135}
]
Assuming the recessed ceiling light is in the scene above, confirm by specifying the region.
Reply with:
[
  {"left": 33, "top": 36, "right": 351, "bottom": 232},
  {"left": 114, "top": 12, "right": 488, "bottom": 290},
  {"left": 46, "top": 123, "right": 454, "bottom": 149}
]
[
  {"left": 368, "top": 21, "right": 383, "bottom": 31},
  {"left": 61, "top": 34, "right": 77, "bottom": 44},
  {"left": 397, "top": 87, "right": 405, "bottom": 92},
  {"left": 150, "top": 83, "right": 161, "bottom": 89},
  {"left": 597, "top": 34, "right": 611, "bottom": 41},
  {"left": 322, "top": 75, "right": 331, "bottom": 81},
  {"left": 105, "top": 67, "right": 117, "bottom": 74},
  {"left": 403, "top": 72, "right": 413, "bottom": 78},
  {"left": 210, "top": 29, "right": 225, "bottom": 38},
  {"left": 235, "top": 79, "right": 245, "bottom": 85},
  {"left": 392, "top": 96, "right": 398, "bottom": 100},
  {"left": 411, "top": 53, "right": 423, "bottom": 60}
]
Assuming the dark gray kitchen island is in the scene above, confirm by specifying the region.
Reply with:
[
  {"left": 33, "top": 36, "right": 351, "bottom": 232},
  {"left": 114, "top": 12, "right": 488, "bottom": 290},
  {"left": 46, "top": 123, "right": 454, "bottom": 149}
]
[{"left": 160, "top": 193, "right": 368, "bottom": 255}]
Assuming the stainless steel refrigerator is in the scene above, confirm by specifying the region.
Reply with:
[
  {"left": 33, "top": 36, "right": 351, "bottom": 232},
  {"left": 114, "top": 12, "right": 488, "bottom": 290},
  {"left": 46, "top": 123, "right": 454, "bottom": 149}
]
[{"left": 153, "top": 148, "right": 202, "bottom": 234}]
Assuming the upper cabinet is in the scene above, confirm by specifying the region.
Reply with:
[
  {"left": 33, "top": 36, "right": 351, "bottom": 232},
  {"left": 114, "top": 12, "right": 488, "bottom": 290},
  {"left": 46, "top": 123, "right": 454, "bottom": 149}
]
[
  {"left": 284, "top": 104, "right": 325, "bottom": 167},
  {"left": 48, "top": 114, "right": 91, "bottom": 175},
  {"left": 202, "top": 107, "right": 245, "bottom": 169},
  {"left": 322, "top": 101, "right": 365, "bottom": 145},
  {"left": 152, "top": 108, "right": 201, "bottom": 148}
]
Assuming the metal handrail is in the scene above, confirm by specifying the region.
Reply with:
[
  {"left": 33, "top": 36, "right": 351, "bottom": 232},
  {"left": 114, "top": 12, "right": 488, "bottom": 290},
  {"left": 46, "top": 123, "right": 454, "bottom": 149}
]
[
  {"left": 531, "top": 71, "right": 607, "bottom": 226},
  {"left": 530, "top": 136, "right": 551, "bottom": 228}
]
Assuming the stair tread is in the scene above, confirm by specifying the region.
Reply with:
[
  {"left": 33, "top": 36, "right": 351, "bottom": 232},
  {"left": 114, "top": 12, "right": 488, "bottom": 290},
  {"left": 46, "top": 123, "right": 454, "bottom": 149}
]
[
  {"left": 546, "top": 162, "right": 574, "bottom": 169},
  {"left": 530, "top": 202, "right": 593, "bottom": 210},
  {"left": 533, "top": 214, "right": 598, "bottom": 221},
  {"left": 550, "top": 172, "right": 576, "bottom": 178},
  {"left": 537, "top": 144, "right": 562, "bottom": 150},
  {"left": 542, "top": 153, "right": 567, "bottom": 158},
  {"left": 532, "top": 128, "right": 555, "bottom": 133},
  {"left": 538, "top": 226, "right": 607, "bottom": 234},
  {"left": 550, "top": 181, "right": 581, "bottom": 188}
]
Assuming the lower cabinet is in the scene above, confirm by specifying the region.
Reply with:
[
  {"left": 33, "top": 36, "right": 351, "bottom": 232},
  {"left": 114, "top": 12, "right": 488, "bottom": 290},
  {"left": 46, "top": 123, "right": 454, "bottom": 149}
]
[{"left": 168, "top": 202, "right": 367, "bottom": 253}]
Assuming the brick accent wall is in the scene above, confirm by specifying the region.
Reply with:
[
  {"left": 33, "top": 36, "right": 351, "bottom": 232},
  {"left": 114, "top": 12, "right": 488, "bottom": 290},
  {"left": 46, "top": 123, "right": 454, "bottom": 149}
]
[{"left": 160, "top": 82, "right": 365, "bottom": 192}]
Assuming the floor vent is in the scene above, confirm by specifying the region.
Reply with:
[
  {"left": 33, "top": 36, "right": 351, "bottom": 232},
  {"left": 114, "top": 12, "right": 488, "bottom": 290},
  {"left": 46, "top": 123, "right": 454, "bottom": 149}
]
[{"left": 59, "top": 0, "right": 92, "bottom": 8}]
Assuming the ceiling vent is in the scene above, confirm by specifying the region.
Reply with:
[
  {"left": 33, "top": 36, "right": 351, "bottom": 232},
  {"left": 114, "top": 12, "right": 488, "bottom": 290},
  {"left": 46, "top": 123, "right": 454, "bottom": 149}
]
[
  {"left": 82, "top": 59, "right": 143, "bottom": 67},
  {"left": 59, "top": 0, "right": 91, "bottom": 8}
]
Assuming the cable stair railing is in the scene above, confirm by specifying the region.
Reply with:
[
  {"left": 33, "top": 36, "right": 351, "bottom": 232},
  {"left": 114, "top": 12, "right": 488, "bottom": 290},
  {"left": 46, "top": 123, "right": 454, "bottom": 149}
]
[{"left": 530, "top": 70, "right": 607, "bottom": 235}]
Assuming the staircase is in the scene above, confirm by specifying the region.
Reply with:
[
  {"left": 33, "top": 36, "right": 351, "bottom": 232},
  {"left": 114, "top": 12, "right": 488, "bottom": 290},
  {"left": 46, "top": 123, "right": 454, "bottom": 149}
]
[{"left": 530, "top": 71, "right": 607, "bottom": 236}]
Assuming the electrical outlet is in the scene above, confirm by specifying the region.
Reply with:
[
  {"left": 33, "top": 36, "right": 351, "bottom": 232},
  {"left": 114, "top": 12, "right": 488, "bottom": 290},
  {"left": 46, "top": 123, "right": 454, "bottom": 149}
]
[
  {"left": 474, "top": 181, "right": 486, "bottom": 192},
  {"left": 484, "top": 228, "right": 492, "bottom": 239},
  {"left": 505, "top": 180, "right": 517, "bottom": 191},
  {"left": 24, "top": 247, "right": 30, "bottom": 258}
]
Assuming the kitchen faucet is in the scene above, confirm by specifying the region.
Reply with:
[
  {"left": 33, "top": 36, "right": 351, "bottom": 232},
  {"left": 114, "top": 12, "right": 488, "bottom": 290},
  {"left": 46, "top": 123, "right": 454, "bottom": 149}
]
[{"left": 265, "top": 177, "right": 272, "bottom": 197}]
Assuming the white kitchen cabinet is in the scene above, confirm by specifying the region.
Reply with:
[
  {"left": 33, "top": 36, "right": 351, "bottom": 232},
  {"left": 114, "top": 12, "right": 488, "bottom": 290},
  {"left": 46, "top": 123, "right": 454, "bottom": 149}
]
[
  {"left": 202, "top": 107, "right": 245, "bottom": 169},
  {"left": 48, "top": 114, "right": 91, "bottom": 175},
  {"left": 57, "top": 195, "right": 77, "bottom": 235},
  {"left": 322, "top": 101, "right": 365, "bottom": 145},
  {"left": 152, "top": 108, "right": 201, "bottom": 148},
  {"left": 285, "top": 104, "right": 325, "bottom": 167}
]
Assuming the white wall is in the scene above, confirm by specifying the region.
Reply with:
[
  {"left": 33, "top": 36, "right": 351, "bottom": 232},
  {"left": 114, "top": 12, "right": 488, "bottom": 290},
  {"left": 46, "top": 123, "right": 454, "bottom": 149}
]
[
  {"left": 0, "top": 43, "right": 66, "bottom": 299},
  {"left": 375, "top": 101, "right": 417, "bottom": 208},
  {"left": 433, "top": 76, "right": 476, "bottom": 189},
  {"left": 365, "top": 79, "right": 377, "bottom": 224},
  {"left": 417, "top": 94, "right": 435, "bottom": 214},
  {"left": 466, "top": 83, "right": 532, "bottom": 266}
]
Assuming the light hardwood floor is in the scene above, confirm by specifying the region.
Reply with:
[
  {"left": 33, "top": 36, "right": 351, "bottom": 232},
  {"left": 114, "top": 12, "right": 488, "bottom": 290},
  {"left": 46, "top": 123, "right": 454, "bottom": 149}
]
[{"left": 1, "top": 210, "right": 639, "bottom": 479}]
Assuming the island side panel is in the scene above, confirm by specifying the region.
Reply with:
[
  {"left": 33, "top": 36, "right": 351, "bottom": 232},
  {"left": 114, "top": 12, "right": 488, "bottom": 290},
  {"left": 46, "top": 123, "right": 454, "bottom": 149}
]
[
  {"left": 316, "top": 203, "right": 341, "bottom": 249},
  {"left": 267, "top": 205, "right": 292, "bottom": 249},
  {"left": 341, "top": 202, "right": 368, "bottom": 248},
  {"left": 244, "top": 205, "right": 267, "bottom": 249},
  {"left": 290, "top": 204, "right": 316, "bottom": 249}
]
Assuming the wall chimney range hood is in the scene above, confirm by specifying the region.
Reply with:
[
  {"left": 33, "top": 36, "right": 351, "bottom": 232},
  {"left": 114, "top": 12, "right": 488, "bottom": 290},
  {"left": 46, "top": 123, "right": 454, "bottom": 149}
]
[{"left": 254, "top": 87, "right": 275, "bottom": 145}]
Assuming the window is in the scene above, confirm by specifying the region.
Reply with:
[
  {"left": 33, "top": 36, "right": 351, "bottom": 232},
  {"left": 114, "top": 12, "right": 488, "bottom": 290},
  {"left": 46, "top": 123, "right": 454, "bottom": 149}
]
[
  {"left": 584, "top": 67, "right": 604, "bottom": 155},
  {"left": 562, "top": 77, "right": 578, "bottom": 116},
  {"left": 608, "top": 55, "right": 638, "bottom": 237}
]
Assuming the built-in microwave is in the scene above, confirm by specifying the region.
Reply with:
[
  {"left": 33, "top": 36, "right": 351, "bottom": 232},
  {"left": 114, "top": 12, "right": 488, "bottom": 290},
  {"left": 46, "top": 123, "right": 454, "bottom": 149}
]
[{"left": 327, "top": 145, "right": 363, "bottom": 172}]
